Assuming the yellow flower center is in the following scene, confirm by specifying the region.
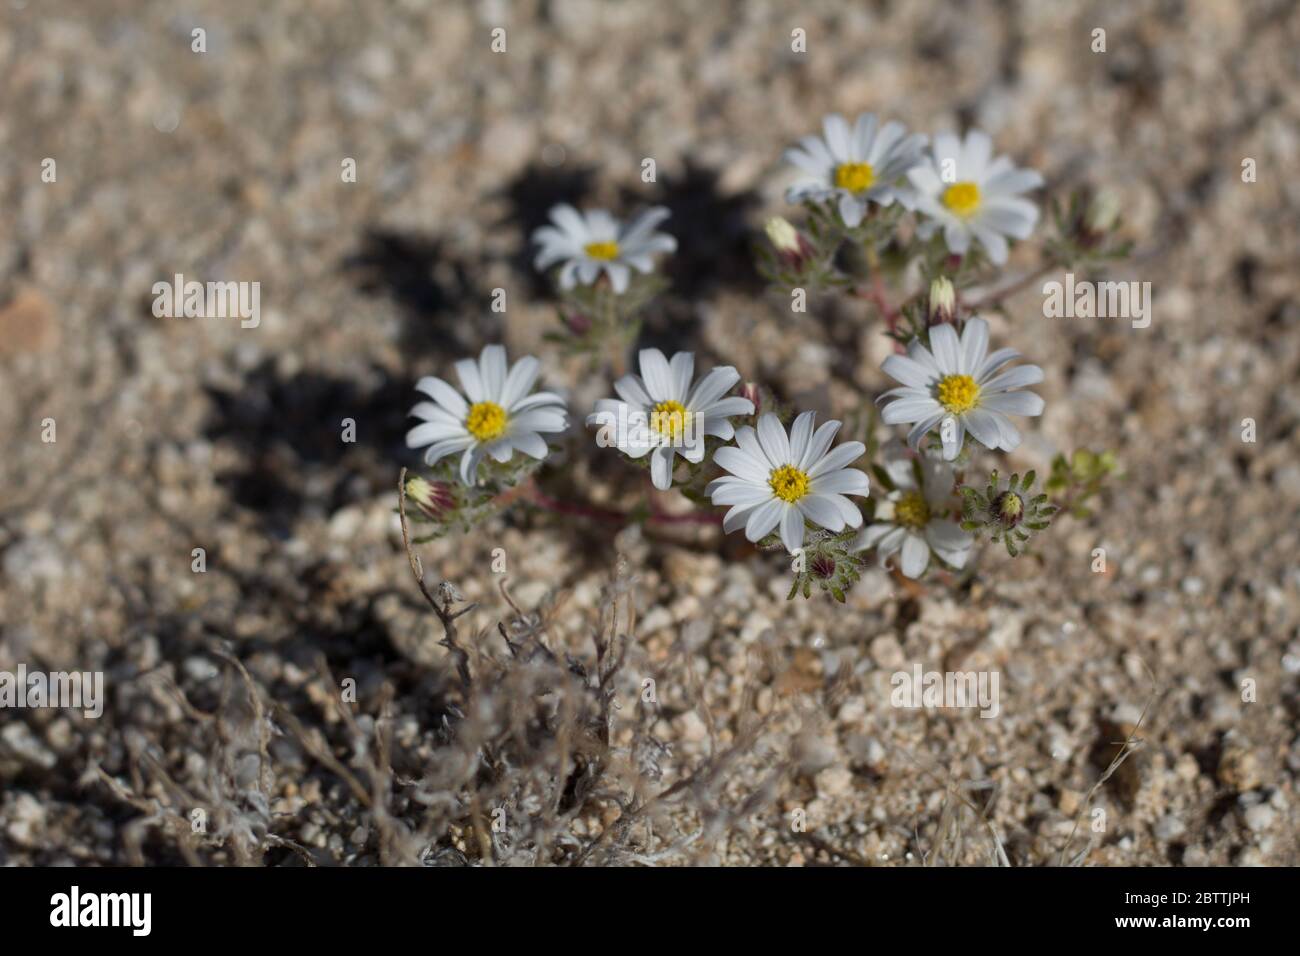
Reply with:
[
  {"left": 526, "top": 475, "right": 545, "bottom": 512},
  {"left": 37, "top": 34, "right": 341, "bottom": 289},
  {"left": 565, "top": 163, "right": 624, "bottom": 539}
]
[
  {"left": 942, "top": 181, "right": 981, "bottom": 218},
  {"left": 650, "top": 399, "right": 690, "bottom": 439},
  {"left": 834, "top": 162, "right": 876, "bottom": 193},
  {"left": 936, "top": 374, "right": 980, "bottom": 414},
  {"left": 894, "top": 489, "right": 931, "bottom": 529},
  {"left": 464, "top": 401, "right": 507, "bottom": 442},
  {"left": 584, "top": 240, "right": 620, "bottom": 261},
  {"left": 769, "top": 464, "right": 811, "bottom": 503}
]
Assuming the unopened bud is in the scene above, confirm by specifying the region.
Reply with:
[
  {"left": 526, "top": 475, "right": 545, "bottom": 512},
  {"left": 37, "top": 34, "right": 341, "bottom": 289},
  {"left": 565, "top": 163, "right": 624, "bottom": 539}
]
[
  {"left": 564, "top": 310, "right": 592, "bottom": 335},
  {"left": 928, "top": 276, "right": 956, "bottom": 325},
  {"left": 406, "top": 475, "right": 455, "bottom": 520},
  {"left": 739, "top": 382, "right": 761, "bottom": 416},
  {"left": 810, "top": 554, "right": 836, "bottom": 579},
  {"left": 765, "top": 217, "right": 811, "bottom": 266},
  {"left": 1083, "top": 189, "right": 1122, "bottom": 240}
]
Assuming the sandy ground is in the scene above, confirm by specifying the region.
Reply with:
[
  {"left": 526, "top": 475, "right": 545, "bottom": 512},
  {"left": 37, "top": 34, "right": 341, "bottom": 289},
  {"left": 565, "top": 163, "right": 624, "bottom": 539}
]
[{"left": 1, "top": 0, "right": 1298, "bottom": 866}]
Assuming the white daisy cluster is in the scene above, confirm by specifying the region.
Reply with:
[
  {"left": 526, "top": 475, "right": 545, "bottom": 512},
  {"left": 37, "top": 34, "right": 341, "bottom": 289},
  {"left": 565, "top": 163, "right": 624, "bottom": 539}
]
[
  {"left": 399, "top": 108, "right": 1123, "bottom": 598},
  {"left": 778, "top": 113, "right": 1043, "bottom": 266}
]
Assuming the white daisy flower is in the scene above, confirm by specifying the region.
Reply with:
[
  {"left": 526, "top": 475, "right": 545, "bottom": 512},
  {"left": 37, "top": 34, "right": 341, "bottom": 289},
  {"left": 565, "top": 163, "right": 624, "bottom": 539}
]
[
  {"left": 531, "top": 204, "right": 677, "bottom": 294},
  {"left": 406, "top": 345, "right": 568, "bottom": 486},
  {"left": 784, "top": 112, "right": 927, "bottom": 227},
  {"left": 877, "top": 317, "right": 1044, "bottom": 461},
  {"left": 706, "top": 412, "right": 870, "bottom": 553},
  {"left": 587, "top": 349, "right": 755, "bottom": 490},
  {"left": 906, "top": 129, "right": 1043, "bottom": 265},
  {"left": 853, "top": 455, "right": 973, "bottom": 578}
]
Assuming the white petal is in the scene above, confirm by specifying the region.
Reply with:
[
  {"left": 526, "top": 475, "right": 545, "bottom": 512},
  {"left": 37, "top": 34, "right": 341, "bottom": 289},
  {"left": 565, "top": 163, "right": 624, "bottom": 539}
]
[
  {"left": 620, "top": 206, "right": 671, "bottom": 244},
  {"left": 478, "top": 345, "right": 508, "bottom": 402},
  {"left": 723, "top": 503, "right": 757, "bottom": 534},
  {"left": 797, "top": 494, "right": 845, "bottom": 532},
  {"left": 779, "top": 505, "right": 805, "bottom": 553},
  {"left": 638, "top": 349, "right": 673, "bottom": 401},
  {"left": 982, "top": 364, "right": 1044, "bottom": 392},
  {"left": 511, "top": 409, "right": 566, "bottom": 435},
  {"left": 613, "top": 374, "right": 652, "bottom": 408},
  {"left": 882, "top": 354, "right": 936, "bottom": 390},
  {"left": 926, "top": 519, "right": 973, "bottom": 568},
  {"left": 650, "top": 446, "right": 675, "bottom": 490},
  {"left": 811, "top": 468, "right": 870, "bottom": 497},
  {"left": 486, "top": 438, "right": 515, "bottom": 463},
  {"left": 940, "top": 417, "right": 965, "bottom": 460},
  {"left": 823, "top": 113, "right": 852, "bottom": 160},
  {"left": 710, "top": 482, "right": 772, "bottom": 507},
  {"left": 980, "top": 390, "right": 1044, "bottom": 416},
  {"left": 407, "top": 401, "right": 460, "bottom": 427},
  {"left": 699, "top": 396, "right": 753, "bottom": 419},
  {"left": 734, "top": 424, "right": 770, "bottom": 468},
  {"left": 959, "top": 319, "right": 989, "bottom": 377},
  {"left": 960, "top": 130, "right": 993, "bottom": 179},
  {"left": 963, "top": 408, "right": 1003, "bottom": 450},
  {"left": 907, "top": 413, "right": 945, "bottom": 450},
  {"left": 668, "top": 351, "right": 695, "bottom": 402},
  {"left": 853, "top": 522, "right": 895, "bottom": 552},
  {"left": 458, "top": 446, "right": 485, "bottom": 485},
  {"left": 687, "top": 366, "right": 740, "bottom": 409},
  {"left": 415, "top": 376, "right": 469, "bottom": 417},
  {"left": 548, "top": 204, "right": 589, "bottom": 240},
  {"left": 808, "top": 441, "right": 865, "bottom": 477},
  {"left": 899, "top": 533, "right": 930, "bottom": 578},
  {"left": 976, "top": 347, "right": 1021, "bottom": 382},
  {"left": 851, "top": 112, "right": 878, "bottom": 160},
  {"left": 421, "top": 435, "right": 473, "bottom": 465},
  {"left": 929, "top": 322, "right": 961, "bottom": 374},
  {"left": 972, "top": 224, "right": 1008, "bottom": 265},
  {"left": 800, "top": 420, "right": 841, "bottom": 470},
  {"left": 882, "top": 397, "right": 943, "bottom": 425},
  {"left": 511, "top": 391, "right": 567, "bottom": 412},
  {"left": 788, "top": 411, "right": 816, "bottom": 465},
  {"left": 499, "top": 355, "right": 540, "bottom": 409},
  {"left": 406, "top": 421, "right": 464, "bottom": 448},
  {"left": 605, "top": 262, "right": 630, "bottom": 294},
  {"left": 756, "top": 413, "right": 791, "bottom": 465},
  {"left": 512, "top": 431, "right": 550, "bottom": 459},
  {"left": 453, "top": 359, "right": 486, "bottom": 403},
  {"left": 838, "top": 193, "right": 865, "bottom": 227},
  {"left": 714, "top": 445, "right": 770, "bottom": 484},
  {"left": 744, "top": 498, "right": 783, "bottom": 543}
]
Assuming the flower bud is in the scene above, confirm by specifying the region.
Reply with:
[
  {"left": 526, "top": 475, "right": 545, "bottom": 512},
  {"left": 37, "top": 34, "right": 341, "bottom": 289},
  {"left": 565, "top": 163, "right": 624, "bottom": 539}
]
[
  {"left": 564, "top": 310, "right": 592, "bottom": 335},
  {"left": 406, "top": 475, "right": 455, "bottom": 520},
  {"left": 739, "top": 382, "right": 761, "bottom": 416},
  {"left": 810, "top": 554, "right": 837, "bottom": 579},
  {"left": 1084, "top": 189, "right": 1122, "bottom": 237},
  {"left": 928, "top": 276, "right": 956, "bottom": 325},
  {"left": 765, "top": 217, "right": 812, "bottom": 266}
]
